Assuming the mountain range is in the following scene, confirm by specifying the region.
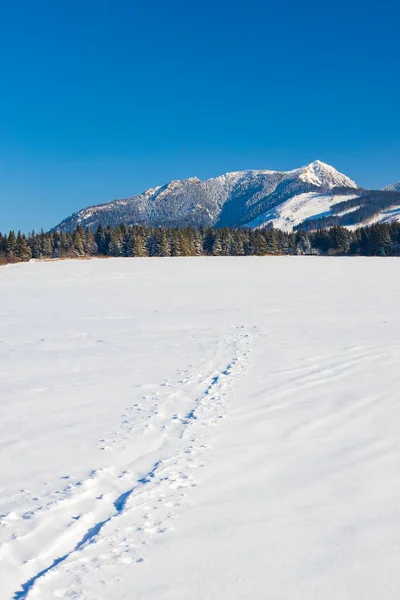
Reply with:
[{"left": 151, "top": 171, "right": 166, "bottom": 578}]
[{"left": 54, "top": 161, "right": 400, "bottom": 232}]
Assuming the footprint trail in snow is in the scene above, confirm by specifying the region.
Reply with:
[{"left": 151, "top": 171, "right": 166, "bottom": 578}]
[{"left": 4, "top": 328, "right": 255, "bottom": 600}]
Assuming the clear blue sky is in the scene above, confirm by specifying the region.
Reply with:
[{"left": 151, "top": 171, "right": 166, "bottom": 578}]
[{"left": 1, "top": 0, "right": 399, "bottom": 232}]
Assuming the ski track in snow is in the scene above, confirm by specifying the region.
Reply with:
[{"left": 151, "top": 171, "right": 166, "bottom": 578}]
[
  {"left": 2, "top": 329, "right": 254, "bottom": 600},
  {"left": 2, "top": 257, "right": 400, "bottom": 600}
]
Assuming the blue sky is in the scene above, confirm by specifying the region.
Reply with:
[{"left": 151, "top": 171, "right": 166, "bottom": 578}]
[{"left": 1, "top": 0, "right": 399, "bottom": 232}]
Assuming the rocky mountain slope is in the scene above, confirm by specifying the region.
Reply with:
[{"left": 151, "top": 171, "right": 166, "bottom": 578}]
[{"left": 54, "top": 161, "right": 400, "bottom": 232}]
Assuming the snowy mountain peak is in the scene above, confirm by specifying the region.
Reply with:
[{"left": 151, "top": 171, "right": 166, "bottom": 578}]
[{"left": 295, "top": 160, "right": 358, "bottom": 189}]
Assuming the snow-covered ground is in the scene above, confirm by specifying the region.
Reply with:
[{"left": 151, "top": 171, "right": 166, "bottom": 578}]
[
  {"left": 248, "top": 193, "right": 359, "bottom": 230},
  {"left": 1, "top": 257, "right": 400, "bottom": 600},
  {"left": 365, "top": 206, "right": 400, "bottom": 226}
]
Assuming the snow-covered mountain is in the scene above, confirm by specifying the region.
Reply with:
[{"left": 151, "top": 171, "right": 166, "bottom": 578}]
[
  {"left": 55, "top": 161, "right": 359, "bottom": 232},
  {"left": 54, "top": 161, "right": 400, "bottom": 232},
  {"left": 383, "top": 181, "right": 400, "bottom": 192}
]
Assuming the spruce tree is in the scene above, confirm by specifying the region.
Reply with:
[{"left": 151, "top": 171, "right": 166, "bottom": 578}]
[
  {"left": 84, "top": 230, "right": 98, "bottom": 255},
  {"left": 232, "top": 233, "right": 245, "bottom": 256},
  {"left": 221, "top": 229, "right": 232, "bottom": 255},
  {"left": 6, "top": 231, "right": 17, "bottom": 255},
  {"left": 108, "top": 226, "right": 124, "bottom": 256},
  {"left": 159, "top": 231, "right": 171, "bottom": 257},
  {"left": 15, "top": 232, "right": 32, "bottom": 261},
  {"left": 132, "top": 234, "right": 147, "bottom": 257},
  {"left": 179, "top": 231, "right": 193, "bottom": 256},
  {"left": 254, "top": 232, "right": 268, "bottom": 255},
  {"left": 212, "top": 233, "right": 222, "bottom": 256},
  {"left": 171, "top": 230, "right": 182, "bottom": 256},
  {"left": 329, "top": 226, "right": 350, "bottom": 254},
  {"left": 40, "top": 230, "right": 53, "bottom": 256},
  {"left": 193, "top": 229, "right": 203, "bottom": 255},
  {"left": 73, "top": 227, "right": 85, "bottom": 256},
  {"left": 95, "top": 225, "right": 107, "bottom": 254},
  {"left": 265, "top": 229, "right": 279, "bottom": 254}
]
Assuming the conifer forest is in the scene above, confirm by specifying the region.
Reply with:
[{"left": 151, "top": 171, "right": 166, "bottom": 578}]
[{"left": 1, "top": 222, "right": 400, "bottom": 264}]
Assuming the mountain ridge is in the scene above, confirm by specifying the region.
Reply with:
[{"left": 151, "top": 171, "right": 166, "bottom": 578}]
[
  {"left": 383, "top": 181, "right": 400, "bottom": 192},
  {"left": 54, "top": 161, "right": 400, "bottom": 232}
]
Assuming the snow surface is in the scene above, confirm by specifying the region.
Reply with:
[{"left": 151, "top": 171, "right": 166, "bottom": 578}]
[
  {"left": 345, "top": 205, "right": 400, "bottom": 231},
  {"left": 1, "top": 257, "right": 400, "bottom": 600},
  {"left": 365, "top": 206, "right": 400, "bottom": 225},
  {"left": 247, "top": 192, "right": 359, "bottom": 230}
]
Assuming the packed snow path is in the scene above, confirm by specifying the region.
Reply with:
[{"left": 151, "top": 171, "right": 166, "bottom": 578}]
[{"left": 1, "top": 257, "right": 400, "bottom": 599}]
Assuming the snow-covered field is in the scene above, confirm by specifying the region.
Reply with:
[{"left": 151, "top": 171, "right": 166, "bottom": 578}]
[{"left": 1, "top": 257, "right": 400, "bottom": 600}]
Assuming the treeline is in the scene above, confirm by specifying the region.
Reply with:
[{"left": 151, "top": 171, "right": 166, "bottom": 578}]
[{"left": 1, "top": 222, "right": 400, "bottom": 264}]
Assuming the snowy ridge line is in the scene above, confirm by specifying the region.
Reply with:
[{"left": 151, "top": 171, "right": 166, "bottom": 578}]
[
  {"left": 53, "top": 160, "right": 359, "bottom": 232},
  {"left": 8, "top": 328, "right": 255, "bottom": 600}
]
